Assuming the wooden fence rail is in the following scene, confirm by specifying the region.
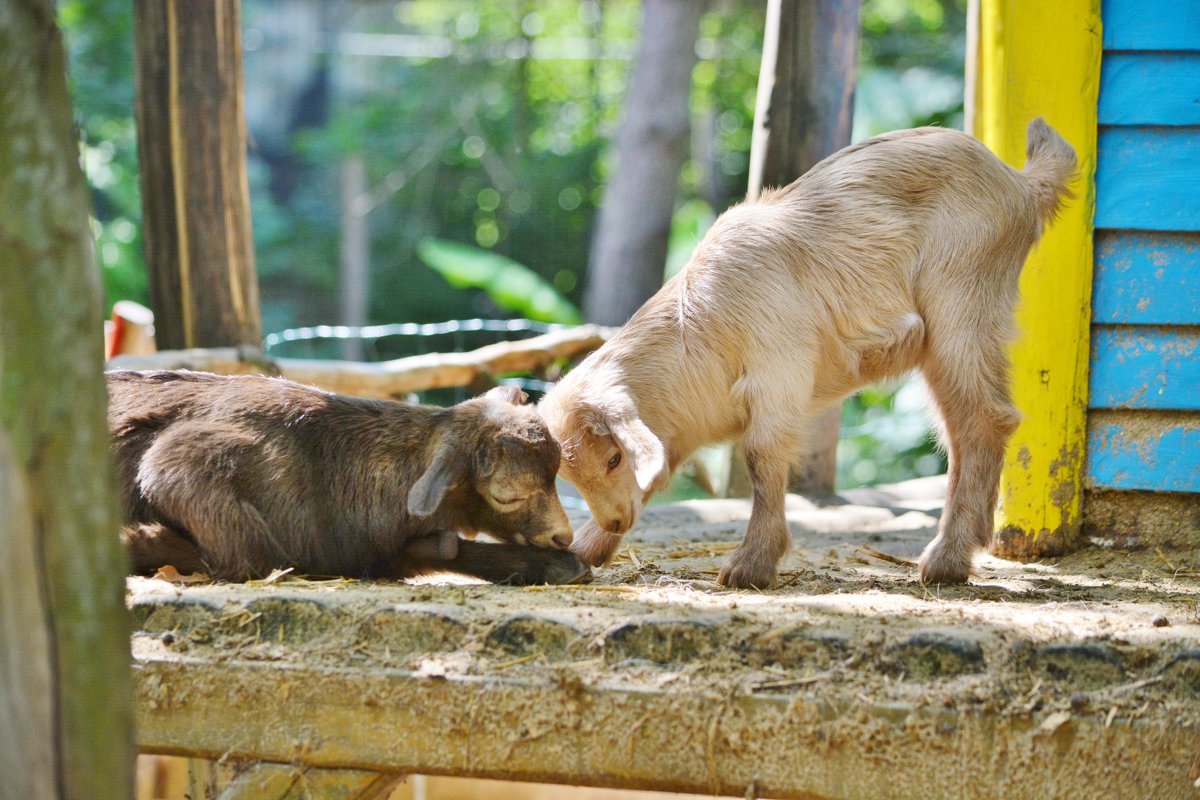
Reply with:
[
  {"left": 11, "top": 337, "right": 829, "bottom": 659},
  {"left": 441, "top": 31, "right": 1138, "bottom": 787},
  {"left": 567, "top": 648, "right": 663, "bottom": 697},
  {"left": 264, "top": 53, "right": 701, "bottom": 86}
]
[{"left": 106, "top": 325, "right": 612, "bottom": 399}]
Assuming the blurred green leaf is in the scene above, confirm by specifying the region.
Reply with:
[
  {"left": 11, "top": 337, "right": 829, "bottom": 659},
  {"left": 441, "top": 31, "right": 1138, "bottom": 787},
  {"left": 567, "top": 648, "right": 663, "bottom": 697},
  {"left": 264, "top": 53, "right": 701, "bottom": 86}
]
[
  {"left": 665, "top": 199, "right": 716, "bottom": 280},
  {"left": 417, "top": 238, "right": 582, "bottom": 324}
]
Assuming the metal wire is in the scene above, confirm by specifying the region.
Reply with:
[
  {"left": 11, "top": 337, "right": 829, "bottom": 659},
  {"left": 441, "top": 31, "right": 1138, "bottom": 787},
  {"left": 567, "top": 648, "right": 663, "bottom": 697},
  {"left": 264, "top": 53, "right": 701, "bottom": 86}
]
[
  {"left": 263, "top": 319, "right": 568, "bottom": 406},
  {"left": 263, "top": 318, "right": 563, "bottom": 353}
]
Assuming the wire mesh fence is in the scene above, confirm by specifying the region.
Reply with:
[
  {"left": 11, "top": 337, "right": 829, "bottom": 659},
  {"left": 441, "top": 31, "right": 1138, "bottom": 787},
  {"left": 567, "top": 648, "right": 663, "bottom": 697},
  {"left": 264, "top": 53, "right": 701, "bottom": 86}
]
[{"left": 264, "top": 318, "right": 567, "bottom": 405}]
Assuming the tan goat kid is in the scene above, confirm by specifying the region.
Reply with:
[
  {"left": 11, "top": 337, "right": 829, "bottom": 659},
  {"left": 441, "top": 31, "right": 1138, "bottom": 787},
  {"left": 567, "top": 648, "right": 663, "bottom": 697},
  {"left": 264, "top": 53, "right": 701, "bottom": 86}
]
[{"left": 539, "top": 118, "right": 1076, "bottom": 589}]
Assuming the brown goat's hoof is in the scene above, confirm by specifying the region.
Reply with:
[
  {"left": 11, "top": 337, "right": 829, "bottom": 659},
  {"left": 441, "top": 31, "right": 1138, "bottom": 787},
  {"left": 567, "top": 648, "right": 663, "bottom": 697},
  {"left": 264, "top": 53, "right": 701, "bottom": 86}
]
[
  {"left": 501, "top": 551, "right": 592, "bottom": 586},
  {"left": 546, "top": 552, "right": 593, "bottom": 585}
]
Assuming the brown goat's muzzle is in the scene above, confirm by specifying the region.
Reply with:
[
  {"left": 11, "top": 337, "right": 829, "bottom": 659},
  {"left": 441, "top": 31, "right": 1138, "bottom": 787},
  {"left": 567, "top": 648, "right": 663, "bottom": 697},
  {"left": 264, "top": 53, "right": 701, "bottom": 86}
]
[{"left": 525, "top": 496, "right": 575, "bottom": 551}]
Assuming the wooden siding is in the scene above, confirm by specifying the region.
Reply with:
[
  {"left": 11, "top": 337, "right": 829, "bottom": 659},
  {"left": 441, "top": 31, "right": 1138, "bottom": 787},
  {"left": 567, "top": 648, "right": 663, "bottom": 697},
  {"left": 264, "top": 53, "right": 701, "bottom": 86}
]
[
  {"left": 1089, "top": 326, "right": 1200, "bottom": 410},
  {"left": 1101, "top": 0, "right": 1200, "bottom": 52},
  {"left": 1087, "top": 413, "right": 1200, "bottom": 493},
  {"left": 1094, "top": 128, "right": 1200, "bottom": 230},
  {"left": 1088, "top": 0, "right": 1200, "bottom": 500},
  {"left": 1098, "top": 54, "right": 1200, "bottom": 126},
  {"left": 1093, "top": 231, "right": 1200, "bottom": 325}
]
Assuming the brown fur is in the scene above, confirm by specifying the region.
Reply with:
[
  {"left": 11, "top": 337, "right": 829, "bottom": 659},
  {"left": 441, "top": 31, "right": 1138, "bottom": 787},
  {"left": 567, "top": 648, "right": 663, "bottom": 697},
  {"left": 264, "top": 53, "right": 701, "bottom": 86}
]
[
  {"left": 540, "top": 118, "right": 1076, "bottom": 589},
  {"left": 109, "top": 370, "right": 586, "bottom": 584}
]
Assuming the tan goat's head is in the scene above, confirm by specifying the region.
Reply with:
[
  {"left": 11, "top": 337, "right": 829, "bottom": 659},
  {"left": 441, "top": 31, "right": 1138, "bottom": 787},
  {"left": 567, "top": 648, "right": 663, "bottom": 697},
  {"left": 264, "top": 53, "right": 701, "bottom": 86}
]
[{"left": 538, "top": 383, "right": 668, "bottom": 566}]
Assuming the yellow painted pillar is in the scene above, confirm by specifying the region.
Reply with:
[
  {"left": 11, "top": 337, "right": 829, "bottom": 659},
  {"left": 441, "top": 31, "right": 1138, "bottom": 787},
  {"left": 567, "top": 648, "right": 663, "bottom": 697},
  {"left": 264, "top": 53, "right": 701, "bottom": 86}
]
[{"left": 972, "top": 0, "right": 1103, "bottom": 556}]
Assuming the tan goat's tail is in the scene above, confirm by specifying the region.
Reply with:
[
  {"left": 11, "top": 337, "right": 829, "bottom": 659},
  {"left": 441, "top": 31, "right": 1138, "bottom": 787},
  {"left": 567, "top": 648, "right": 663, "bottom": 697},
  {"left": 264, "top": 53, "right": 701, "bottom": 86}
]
[{"left": 1022, "top": 117, "right": 1077, "bottom": 224}]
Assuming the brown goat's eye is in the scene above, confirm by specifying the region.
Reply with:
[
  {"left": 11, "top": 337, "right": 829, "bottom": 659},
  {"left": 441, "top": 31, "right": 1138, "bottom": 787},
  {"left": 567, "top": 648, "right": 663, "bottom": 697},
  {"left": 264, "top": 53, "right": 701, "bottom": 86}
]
[
  {"left": 490, "top": 493, "right": 523, "bottom": 506},
  {"left": 607, "top": 452, "right": 622, "bottom": 472}
]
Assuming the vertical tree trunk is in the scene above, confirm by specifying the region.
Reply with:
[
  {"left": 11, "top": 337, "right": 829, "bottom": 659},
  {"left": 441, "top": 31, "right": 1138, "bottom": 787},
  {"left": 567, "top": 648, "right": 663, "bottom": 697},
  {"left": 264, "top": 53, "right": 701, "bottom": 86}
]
[
  {"left": 133, "top": 0, "right": 263, "bottom": 350},
  {"left": 0, "top": 3, "right": 133, "bottom": 798},
  {"left": 583, "top": 0, "right": 708, "bottom": 327},
  {"left": 339, "top": 157, "right": 369, "bottom": 361},
  {"left": 963, "top": 0, "right": 981, "bottom": 137},
  {"left": 745, "top": 0, "right": 861, "bottom": 497}
]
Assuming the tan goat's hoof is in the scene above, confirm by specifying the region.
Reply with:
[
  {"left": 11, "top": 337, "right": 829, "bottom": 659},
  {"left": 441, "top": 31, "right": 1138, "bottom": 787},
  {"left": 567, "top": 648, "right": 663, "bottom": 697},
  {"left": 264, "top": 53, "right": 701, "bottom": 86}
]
[
  {"left": 917, "top": 537, "right": 972, "bottom": 584},
  {"left": 718, "top": 555, "right": 778, "bottom": 590}
]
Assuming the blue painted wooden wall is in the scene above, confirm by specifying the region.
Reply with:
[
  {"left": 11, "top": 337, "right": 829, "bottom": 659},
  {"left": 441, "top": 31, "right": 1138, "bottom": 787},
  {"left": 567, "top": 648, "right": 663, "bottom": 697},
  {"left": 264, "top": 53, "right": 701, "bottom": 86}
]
[{"left": 1088, "top": 0, "right": 1200, "bottom": 496}]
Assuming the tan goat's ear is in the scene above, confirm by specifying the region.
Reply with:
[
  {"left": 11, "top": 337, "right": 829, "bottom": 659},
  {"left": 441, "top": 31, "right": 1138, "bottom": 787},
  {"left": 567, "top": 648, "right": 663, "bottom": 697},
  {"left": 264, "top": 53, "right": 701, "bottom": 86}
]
[
  {"left": 484, "top": 385, "right": 528, "bottom": 405},
  {"left": 609, "top": 416, "right": 668, "bottom": 494},
  {"left": 575, "top": 403, "right": 611, "bottom": 436},
  {"left": 408, "top": 445, "right": 465, "bottom": 517}
]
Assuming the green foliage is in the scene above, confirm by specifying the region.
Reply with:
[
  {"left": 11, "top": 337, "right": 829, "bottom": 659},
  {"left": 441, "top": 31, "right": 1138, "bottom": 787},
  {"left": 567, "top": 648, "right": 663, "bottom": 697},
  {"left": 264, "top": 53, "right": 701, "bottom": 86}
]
[
  {"left": 61, "top": 0, "right": 965, "bottom": 488},
  {"left": 417, "top": 238, "right": 581, "bottom": 324},
  {"left": 60, "top": 0, "right": 147, "bottom": 312},
  {"left": 856, "top": 0, "right": 968, "bottom": 135},
  {"left": 665, "top": 198, "right": 718, "bottom": 281},
  {"left": 838, "top": 380, "right": 947, "bottom": 488}
]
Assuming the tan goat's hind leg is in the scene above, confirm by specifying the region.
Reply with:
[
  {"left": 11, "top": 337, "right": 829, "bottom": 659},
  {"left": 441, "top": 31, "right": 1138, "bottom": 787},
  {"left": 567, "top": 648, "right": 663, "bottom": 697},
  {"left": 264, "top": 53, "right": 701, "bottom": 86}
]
[
  {"left": 918, "top": 352, "right": 1019, "bottom": 584},
  {"left": 719, "top": 438, "right": 794, "bottom": 590}
]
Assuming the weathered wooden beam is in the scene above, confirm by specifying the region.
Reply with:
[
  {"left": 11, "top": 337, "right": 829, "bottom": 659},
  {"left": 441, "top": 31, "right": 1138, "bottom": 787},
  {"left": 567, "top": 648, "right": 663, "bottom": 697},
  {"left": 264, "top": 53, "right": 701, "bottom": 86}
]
[
  {"left": 184, "top": 760, "right": 398, "bottom": 800},
  {"left": 133, "top": 0, "right": 262, "bottom": 350},
  {"left": 743, "top": 0, "right": 861, "bottom": 497},
  {"left": 133, "top": 654, "right": 1200, "bottom": 800},
  {"left": 0, "top": 2, "right": 133, "bottom": 796},
  {"left": 107, "top": 325, "right": 612, "bottom": 399}
]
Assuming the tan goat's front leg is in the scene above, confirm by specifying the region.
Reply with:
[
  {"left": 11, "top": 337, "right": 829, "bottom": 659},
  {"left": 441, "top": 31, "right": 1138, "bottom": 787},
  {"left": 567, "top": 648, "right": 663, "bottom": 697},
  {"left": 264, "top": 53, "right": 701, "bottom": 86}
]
[{"left": 719, "top": 443, "right": 792, "bottom": 590}]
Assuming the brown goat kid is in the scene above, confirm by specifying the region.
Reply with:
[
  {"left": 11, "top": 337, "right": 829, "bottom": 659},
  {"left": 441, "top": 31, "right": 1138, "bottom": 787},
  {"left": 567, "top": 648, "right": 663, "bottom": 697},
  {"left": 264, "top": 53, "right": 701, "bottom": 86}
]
[
  {"left": 540, "top": 118, "right": 1076, "bottom": 589},
  {"left": 110, "top": 370, "right": 588, "bottom": 584}
]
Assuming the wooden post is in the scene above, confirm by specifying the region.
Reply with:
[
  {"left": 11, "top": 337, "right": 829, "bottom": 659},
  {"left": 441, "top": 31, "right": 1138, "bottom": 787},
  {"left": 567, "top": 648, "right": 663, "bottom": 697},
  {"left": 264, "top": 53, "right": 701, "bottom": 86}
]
[
  {"left": 340, "top": 157, "right": 369, "bottom": 362},
  {"left": 973, "top": 0, "right": 1101, "bottom": 557},
  {"left": 737, "top": 0, "right": 861, "bottom": 497},
  {"left": 0, "top": 2, "right": 133, "bottom": 797},
  {"left": 133, "top": 0, "right": 263, "bottom": 350}
]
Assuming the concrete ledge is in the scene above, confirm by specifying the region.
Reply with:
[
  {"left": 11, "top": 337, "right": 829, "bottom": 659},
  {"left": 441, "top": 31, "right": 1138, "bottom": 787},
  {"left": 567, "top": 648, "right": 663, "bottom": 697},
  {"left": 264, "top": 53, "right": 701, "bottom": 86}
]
[{"left": 130, "top": 478, "right": 1200, "bottom": 798}]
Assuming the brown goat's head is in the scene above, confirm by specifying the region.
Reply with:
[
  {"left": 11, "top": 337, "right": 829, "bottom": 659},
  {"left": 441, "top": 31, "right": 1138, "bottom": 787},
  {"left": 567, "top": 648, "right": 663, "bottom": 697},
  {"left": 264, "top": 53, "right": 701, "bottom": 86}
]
[{"left": 407, "top": 385, "right": 574, "bottom": 550}]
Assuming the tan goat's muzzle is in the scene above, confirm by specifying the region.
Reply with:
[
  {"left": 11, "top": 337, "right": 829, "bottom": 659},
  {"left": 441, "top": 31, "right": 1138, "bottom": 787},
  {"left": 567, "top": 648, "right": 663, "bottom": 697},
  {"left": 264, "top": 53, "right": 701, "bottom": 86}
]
[{"left": 570, "top": 518, "right": 624, "bottom": 567}]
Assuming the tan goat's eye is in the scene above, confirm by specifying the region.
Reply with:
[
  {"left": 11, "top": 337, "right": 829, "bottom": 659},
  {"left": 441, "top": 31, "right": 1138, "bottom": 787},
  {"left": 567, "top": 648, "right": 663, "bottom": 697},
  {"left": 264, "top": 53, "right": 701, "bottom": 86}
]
[
  {"left": 607, "top": 452, "right": 622, "bottom": 472},
  {"left": 490, "top": 493, "right": 523, "bottom": 506}
]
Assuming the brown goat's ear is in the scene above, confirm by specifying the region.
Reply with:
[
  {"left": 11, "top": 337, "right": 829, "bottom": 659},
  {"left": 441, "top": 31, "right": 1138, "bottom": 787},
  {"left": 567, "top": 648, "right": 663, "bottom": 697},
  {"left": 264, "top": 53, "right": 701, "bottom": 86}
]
[
  {"left": 609, "top": 415, "right": 668, "bottom": 494},
  {"left": 408, "top": 445, "right": 466, "bottom": 517},
  {"left": 484, "top": 385, "right": 528, "bottom": 405}
]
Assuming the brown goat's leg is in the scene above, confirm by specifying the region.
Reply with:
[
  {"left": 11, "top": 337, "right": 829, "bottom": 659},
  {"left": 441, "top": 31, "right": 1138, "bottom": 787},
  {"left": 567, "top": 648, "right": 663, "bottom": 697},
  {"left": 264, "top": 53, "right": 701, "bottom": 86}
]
[
  {"left": 401, "top": 536, "right": 591, "bottom": 585},
  {"left": 719, "top": 444, "right": 793, "bottom": 589},
  {"left": 919, "top": 354, "right": 1020, "bottom": 583},
  {"left": 137, "top": 425, "right": 294, "bottom": 580},
  {"left": 122, "top": 522, "right": 208, "bottom": 575}
]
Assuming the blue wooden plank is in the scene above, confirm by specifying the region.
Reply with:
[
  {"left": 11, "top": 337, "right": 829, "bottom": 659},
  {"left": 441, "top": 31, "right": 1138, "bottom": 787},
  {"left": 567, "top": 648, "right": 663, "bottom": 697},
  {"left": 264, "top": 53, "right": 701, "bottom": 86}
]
[
  {"left": 1089, "top": 326, "right": 1200, "bottom": 410},
  {"left": 1103, "top": 0, "right": 1200, "bottom": 51},
  {"left": 1087, "top": 422, "right": 1200, "bottom": 492},
  {"left": 1095, "top": 127, "right": 1200, "bottom": 231},
  {"left": 1099, "top": 54, "right": 1200, "bottom": 126},
  {"left": 1093, "top": 231, "right": 1200, "bottom": 324}
]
